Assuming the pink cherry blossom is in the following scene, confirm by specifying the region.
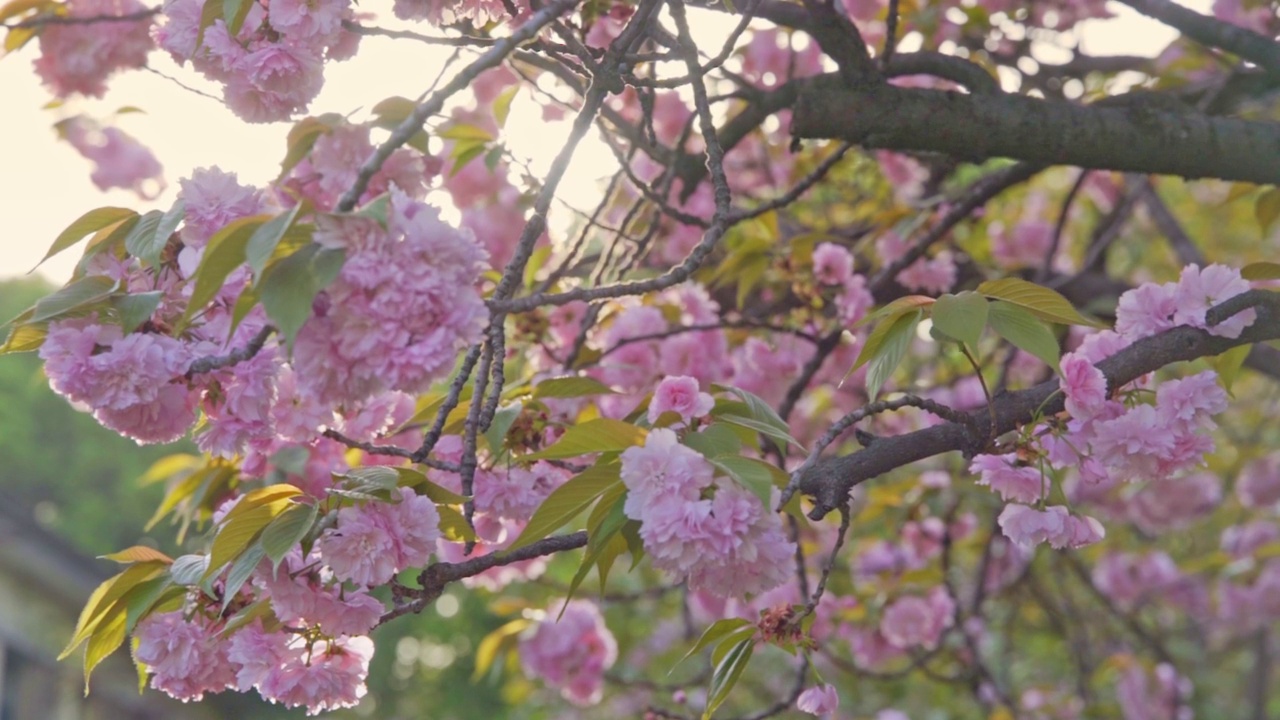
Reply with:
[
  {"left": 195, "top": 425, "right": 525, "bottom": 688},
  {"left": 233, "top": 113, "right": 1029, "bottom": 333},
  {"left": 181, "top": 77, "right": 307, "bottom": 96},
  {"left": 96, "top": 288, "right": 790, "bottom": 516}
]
[
  {"left": 812, "top": 242, "right": 855, "bottom": 286},
  {"left": 648, "top": 375, "right": 714, "bottom": 425},
  {"left": 135, "top": 611, "right": 236, "bottom": 701},
  {"left": 319, "top": 488, "right": 441, "bottom": 586},
  {"left": 33, "top": 0, "right": 153, "bottom": 97},
  {"left": 1237, "top": 454, "right": 1280, "bottom": 508},
  {"left": 1174, "top": 263, "right": 1255, "bottom": 338},
  {"left": 1115, "top": 282, "right": 1179, "bottom": 341},
  {"left": 60, "top": 117, "right": 164, "bottom": 199},
  {"left": 1060, "top": 351, "right": 1108, "bottom": 420},
  {"left": 998, "top": 504, "right": 1068, "bottom": 547},
  {"left": 520, "top": 600, "right": 617, "bottom": 706},
  {"left": 259, "top": 636, "right": 374, "bottom": 715},
  {"left": 880, "top": 587, "right": 955, "bottom": 649},
  {"left": 796, "top": 684, "right": 840, "bottom": 716},
  {"left": 969, "top": 454, "right": 1045, "bottom": 503},
  {"left": 178, "top": 167, "right": 266, "bottom": 247}
]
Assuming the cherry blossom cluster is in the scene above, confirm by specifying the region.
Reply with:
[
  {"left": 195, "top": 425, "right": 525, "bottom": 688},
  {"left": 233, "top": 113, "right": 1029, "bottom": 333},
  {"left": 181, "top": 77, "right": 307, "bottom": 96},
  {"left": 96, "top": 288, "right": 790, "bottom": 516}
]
[
  {"left": 971, "top": 265, "right": 1251, "bottom": 549},
  {"left": 153, "top": 0, "right": 360, "bottom": 122},
  {"left": 620, "top": 427, "right": 795, "bottom": 598},
  {"left": 519, "top": 599, "right": 618, "bottom": 706}
]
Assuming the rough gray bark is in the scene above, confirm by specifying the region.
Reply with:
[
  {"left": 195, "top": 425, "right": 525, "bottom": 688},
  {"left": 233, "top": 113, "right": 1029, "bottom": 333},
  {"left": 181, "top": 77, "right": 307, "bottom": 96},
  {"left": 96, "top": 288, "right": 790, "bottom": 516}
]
[{"left": 790, "top": 75, "right": 1280, "bottom": 184}]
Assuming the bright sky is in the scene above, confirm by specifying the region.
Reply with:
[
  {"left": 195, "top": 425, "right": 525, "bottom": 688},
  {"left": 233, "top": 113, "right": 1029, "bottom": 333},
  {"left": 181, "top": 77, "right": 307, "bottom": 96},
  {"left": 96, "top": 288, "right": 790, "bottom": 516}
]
[{"left": 0, "top": 1, "right": 1209, "bottom": 286}]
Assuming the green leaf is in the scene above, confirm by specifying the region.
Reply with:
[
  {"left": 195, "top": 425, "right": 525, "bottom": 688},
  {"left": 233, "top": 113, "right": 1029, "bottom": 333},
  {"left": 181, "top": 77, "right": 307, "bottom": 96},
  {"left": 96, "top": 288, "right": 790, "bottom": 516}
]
[
  {"left": 1256, "top": 187, "right": 1280, "bottom": 234},
  {"left": 152, "top": 198, "right": 186, "bottom": 260},
  {"left": 122, "top": 577, "right": 179, "bottom": 634},
  {"left": 76, "top": 213, "right": 139, "bottom": 273},
  {"left": 712, "top": 456, "right": 787, "bottom": 507},
  {"left": 1242, "top": 261, "right": 1280, "bottom": 281},
  {"left": 483, "top": 402, "right": 523, "bottom": 455},
  {"left": 703, "top": 635, "right": 756, "bottom": 720},
  {"left": 169, "top": 555, "right": 208, "bottom": 586},
  {"left": 36, "top": 206, "right": 136, "bottom": 270},
  {"left": 437, "top": 505, "right": 476, "bottom": 542},
  {"left": 278, "top": 115, "right": 337, "bottom": 179},
  {"left": 532, "top": 376, "right": 617, "bottom": 399},
  {"left": 222, "top": 0, "right": 251, "bottom": 35},
  {"left": 681, "top": 423, "right": 744, "bottom": 460},
  {"left": 471, "top": 619, "right": 530, "bottom": 681},
  {"left": 220, "top": 598, "right": 274, "bottom": 638},
  {"left": 977, "top": 277, "right": 1100, "bottom": 327},
  {"left": 110, "top": 291, "right": 163, "bottom": 333},
  {"left": 524, "top": 419, "right": 646, "bottom": 461},
  {"left": 259, "top": 244, "right": 345, "bottom": 348},
  {"left": 205, "top": 498, "right": 295, "bottom": 580},
  {"left": 1213, "top": 343, "right": 1252, "bottom": 394},
  {"left": 0, "top": 321, "right": 47, "bottom": 354},
  {"left": 178, "top": 215, "right": 270, "bottom": 331},
  {"left": 83, "top": 604, "right": 127, "bottom": 692},
  {"left": 98, "top": 546, "right": 173, "bottom": 564},
  {"left": 504, "top": 460, "right": 621, "bottom": 555},
  {"left": 221, "top": 543, "right": 265, "bottom": 611},
  {"left": 259, "top": 502, "right": 317, "bottom": 572},
  {"left": 564, "top": 487, "right": 628, "bottom": 604},
  {"left": 246, "top": 204, "right": 304, "bottom": 276},
  {"left": 674, "top": 618, "right": 753, "bottom": 670},
  {"left": 60, "top": 562, "right": 166, "bottom": 661},
  {"left": 852, "top": 295, "right": 935, "bottom": 329},
  {"left": 439, "top": 123, "right": 496, "bottom": 142},
  {"left": 30, "top": 275, "right": 117, "bottom": 323},
  {"left": 988, "top": 301, "right": 1061, "bottom": 371},
  {"left": 493, "top": 85, "right": 518, "bottom": 128},
  {"left": 729, "top": 388, "right": 794, "bottom": 437},
  {"left": 930, "top": 291, "right": 988, "bottom": 347},
  {"left": 864, "top": 309, "right": 923, "bottom": 400},
  {"left": 122, "top": 210, "right": 166, "bottom": 266}
]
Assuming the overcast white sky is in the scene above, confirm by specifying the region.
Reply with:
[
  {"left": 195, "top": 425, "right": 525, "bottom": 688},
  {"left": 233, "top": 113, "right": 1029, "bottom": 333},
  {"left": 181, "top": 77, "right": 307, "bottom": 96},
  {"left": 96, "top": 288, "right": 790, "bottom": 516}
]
[{"left": 0, "top": 1, "right": 1206, "bottom": 285}]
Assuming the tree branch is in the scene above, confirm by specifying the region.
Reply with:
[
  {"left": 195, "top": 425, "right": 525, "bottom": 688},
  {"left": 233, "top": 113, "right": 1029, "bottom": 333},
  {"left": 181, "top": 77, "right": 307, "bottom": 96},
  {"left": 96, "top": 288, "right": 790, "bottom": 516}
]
[
  {"left": 796, "top": 290, "right": 1280, "bottom": 518},
  {"left": 1117, "top": 0, "right": 1280, "bottom": 75},
  {"left": 790, "top": 75, "right": 1280, "bottom": 184}
]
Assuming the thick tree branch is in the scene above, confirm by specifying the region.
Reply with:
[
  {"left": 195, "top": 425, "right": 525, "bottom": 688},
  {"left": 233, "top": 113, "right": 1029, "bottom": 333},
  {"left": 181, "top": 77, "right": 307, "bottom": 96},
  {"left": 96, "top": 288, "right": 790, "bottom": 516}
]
[
  {"left": 790, "top": 75, "right": 1280, "bottom": 184},
  {"left": 1117, "top": 0, "right": 1280, "bottom": 74},
  {"left": 796, "top": 290, "right": 1280, "bottom": 519}
]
